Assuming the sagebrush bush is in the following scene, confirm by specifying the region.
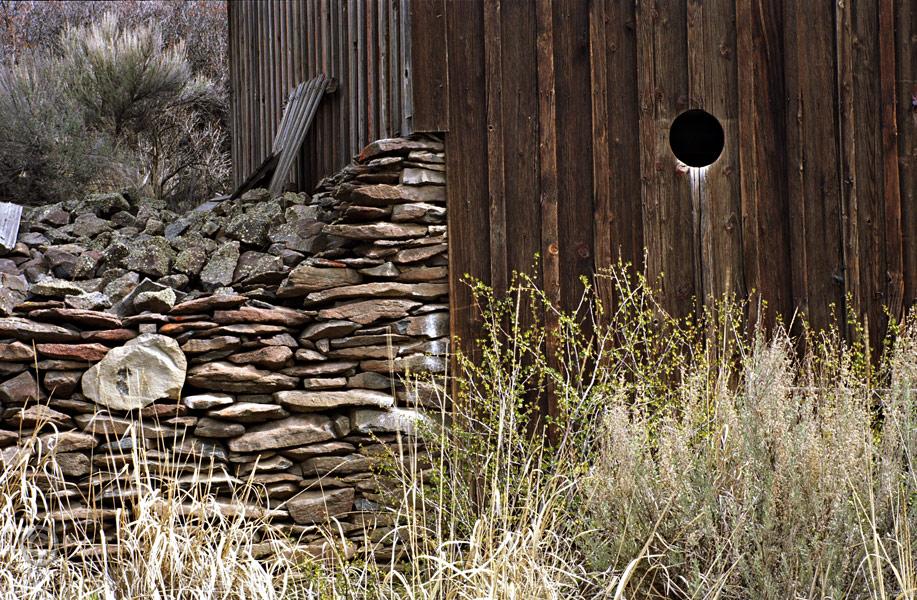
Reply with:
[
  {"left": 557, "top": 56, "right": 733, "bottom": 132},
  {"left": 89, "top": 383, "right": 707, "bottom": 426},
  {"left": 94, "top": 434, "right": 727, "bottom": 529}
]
[
  {"left": 59, "top": 13, "right": 229, "bottom": 207},
  {"left": 0, "top": 7, "right": 229, "bottom": 208},
  {"left": 0, "top": 53, "right": 114, "bottom": 204}
]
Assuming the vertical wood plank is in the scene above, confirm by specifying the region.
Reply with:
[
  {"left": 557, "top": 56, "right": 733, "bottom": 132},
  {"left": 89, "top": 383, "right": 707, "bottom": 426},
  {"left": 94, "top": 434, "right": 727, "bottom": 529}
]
[
  {"left": 378, "top": 0, "right": 389, "bottom": 138},
  {"left": 536, "top": 0, "right": 560, "bottom": 428},
  {"left": 736, "top": 0, "right": 792, "bottom": 329},
  {"left": 589, "top": 0, "right": 612, "bottom": 312},
  {"left": 501, "top": 0, "right": 540, "bottom": 291},
  {"left": 688, "top": 0, "right": 745, "bottom": 308},
  {"left": 591, "top": 0, "right": 644, "bottom": 306},
  {"left": 836, "top": 0, "right": 862, "bottom": 338},
  {"left": 409, "top": 0, "right": 449, "bottom": 131},
  {"left": 484, "top": 0, "right": 508, "bottom": 296},
  {"left": 878, "top": 0, "right": 904, "bottom": 327},
  {"left": 636, "top": 0, "right": 697, "bottom": 318},
  {"left": 445, "top": 0, "right": 489, "bottom": 370},
  {"left": 228, "top": 2, "right": 239, "bottom": 184},
  {"left": 784, "top": 1, "right": 845, "bottom": 332},
  {"left": 553, "top": 0, "right": 595, "bottom": 314},
  {"left": 897, "top": 0, "right": 917, "bottom": 309}
]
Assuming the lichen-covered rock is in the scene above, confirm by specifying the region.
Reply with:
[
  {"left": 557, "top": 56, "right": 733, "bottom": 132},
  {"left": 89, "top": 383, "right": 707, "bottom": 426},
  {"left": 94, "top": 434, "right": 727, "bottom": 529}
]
[
  {"left": 200, "top": 241, "right": 240, "bottom": 290},
  {"left": 234, "top": 251, "right": 284, "bottom": 282},
  {"left": 0, "top": 272, "right": 27, "bottom": 315},
  {"left": 133, "top": 287, "right": 176, "bottom": 313},
  {"left": 64, "top": 291, "right": 111, "bottom": 311},
  {"left": 81, "top": 333, "right": 187, "bottom": 411},
  {"left": 224, "top": 200, "right": 282, "bottom": 246},
  {"left": 129, "top": 236, "right": 174, "bottom": 279},
  {"left": 30, "top": 275, "right": 96, "bottom": 298},
  {"left": 102, "top": 271, "right": 140, "bottom": 304},
  {"left": 70, "top": 192, "right": 130, "bottom": 218},
  {"left": 70, "top": 214, "right": 112, "bottom": 239},
  {"left": 174, "top": 245, "right": 209, "bottom": 277},
  {"left": 267, "top": 219, "right": 326, "bottom": 254}
]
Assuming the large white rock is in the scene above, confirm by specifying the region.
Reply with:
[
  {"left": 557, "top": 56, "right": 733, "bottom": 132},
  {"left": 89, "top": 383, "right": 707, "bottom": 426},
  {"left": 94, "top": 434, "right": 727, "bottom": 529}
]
[{"left": 82, "top": 333, "right": 186, "bottom": 411}]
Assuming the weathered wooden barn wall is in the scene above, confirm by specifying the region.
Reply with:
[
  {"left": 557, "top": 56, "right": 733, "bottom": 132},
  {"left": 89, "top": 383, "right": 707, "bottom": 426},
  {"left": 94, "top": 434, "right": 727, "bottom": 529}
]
[
  {"left": 228, "top": 1, "right": 916, "bottom": 382},
  {"left": 228, "top": 0, "right": 414, "bottom": 192},
  {"left": 416, "top": 0, "right": 916, "bottom": 368}
]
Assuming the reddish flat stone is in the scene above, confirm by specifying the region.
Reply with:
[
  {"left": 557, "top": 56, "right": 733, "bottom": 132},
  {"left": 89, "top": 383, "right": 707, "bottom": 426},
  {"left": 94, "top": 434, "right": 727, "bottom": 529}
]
[
  {"left": 35, "top": 343, "right": 109, "bottom": 362},
  {"left": 80, "top": 328, "right": 138, "bottom": 343},
  {"left": 213, "top": 306, "right": 310, "bottom": 327},
  {"left": 159, "top": 321, "right": 218, "bottom": 336}
]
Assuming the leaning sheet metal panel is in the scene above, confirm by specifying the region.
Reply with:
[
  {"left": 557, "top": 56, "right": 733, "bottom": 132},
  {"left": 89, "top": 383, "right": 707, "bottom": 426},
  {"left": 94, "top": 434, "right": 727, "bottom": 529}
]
[{"left": 0, "top": 202, "right": 22, "bottom": 252}]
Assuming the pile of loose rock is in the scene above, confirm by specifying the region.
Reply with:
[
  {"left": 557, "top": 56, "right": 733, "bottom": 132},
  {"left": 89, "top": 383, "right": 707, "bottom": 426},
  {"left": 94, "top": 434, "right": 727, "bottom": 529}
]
[{"left": 0, "top": 135, "right": 448, "bottom": 561}]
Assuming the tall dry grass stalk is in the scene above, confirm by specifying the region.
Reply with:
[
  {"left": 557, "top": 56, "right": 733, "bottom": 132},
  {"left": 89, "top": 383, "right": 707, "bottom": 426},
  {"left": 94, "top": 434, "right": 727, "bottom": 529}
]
[{"left": 0, "top": 267, "right": 912, "bottom": 599}]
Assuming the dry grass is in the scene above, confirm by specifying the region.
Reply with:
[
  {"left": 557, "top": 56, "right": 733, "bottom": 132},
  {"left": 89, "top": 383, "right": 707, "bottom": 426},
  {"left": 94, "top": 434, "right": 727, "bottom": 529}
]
[{"left": 0, "top": 269, "right": 913, "bottom": 599}]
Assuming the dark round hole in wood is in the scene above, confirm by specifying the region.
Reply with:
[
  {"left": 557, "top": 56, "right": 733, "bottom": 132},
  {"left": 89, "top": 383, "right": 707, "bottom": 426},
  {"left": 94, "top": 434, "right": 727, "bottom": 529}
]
[{"left": 669, "top": 109, "right": 724, "bottom": 167}]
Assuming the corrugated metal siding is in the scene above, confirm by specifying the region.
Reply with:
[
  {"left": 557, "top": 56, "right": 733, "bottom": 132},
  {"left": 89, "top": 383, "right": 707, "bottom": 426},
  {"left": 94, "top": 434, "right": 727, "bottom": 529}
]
[{"left": 228, "top": 0, "right": 413, "bottom": 192}]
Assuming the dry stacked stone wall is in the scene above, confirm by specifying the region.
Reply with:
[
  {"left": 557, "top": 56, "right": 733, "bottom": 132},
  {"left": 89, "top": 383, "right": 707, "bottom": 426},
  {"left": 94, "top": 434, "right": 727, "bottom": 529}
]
[{"left": 0, "top": 135, "right": 447, "bottom": 560}]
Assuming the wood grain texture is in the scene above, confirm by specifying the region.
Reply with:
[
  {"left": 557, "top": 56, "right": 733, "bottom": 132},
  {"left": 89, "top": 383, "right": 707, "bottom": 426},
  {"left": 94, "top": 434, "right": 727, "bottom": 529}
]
[
  {"left": 786, "top": 1, "right": 846, "bottom": 331},
  {"left": 897, "top": 0, "right": 917, "bottom": 310},
  {"left": 878, "top": 0, "right": 904, "bottom": 327},
  {"left": 688, "top": 0, "right": 744, "bottom": 307},
  {"left": 484, "top": 0, "right": 507, "bottom": 296},
  {"left": 228, "top": 0, "right": 410, "bottom": 192},
  {"left": 736, "top": 0, "right": 793, "bottom": 329},
  {"left": 553, "top": 0, "right": 594, "bottom": 315},
  {"left": 536, "top": 0, "right": 560, "bottom": 427},
  {"left": 409, "top": 0, "right": 448, "bottom": 132},
  {"left": 501, "top": 0, "right": 541, "bottom": 295},
  {"left": 636, "top": 0, "right": 697, "bottom": 318},
  {"left": 444, "top": 0, "right": 488, "bottom": 371},
  {"left": 228, "top": 0, "right": 915, "bottom": 363}
]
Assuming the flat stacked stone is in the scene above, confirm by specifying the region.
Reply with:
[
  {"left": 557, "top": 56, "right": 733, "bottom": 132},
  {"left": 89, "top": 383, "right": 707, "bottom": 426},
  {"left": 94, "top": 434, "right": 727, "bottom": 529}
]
[{"left": 0, "top": 135, "right": 445, "bottom": 562}]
